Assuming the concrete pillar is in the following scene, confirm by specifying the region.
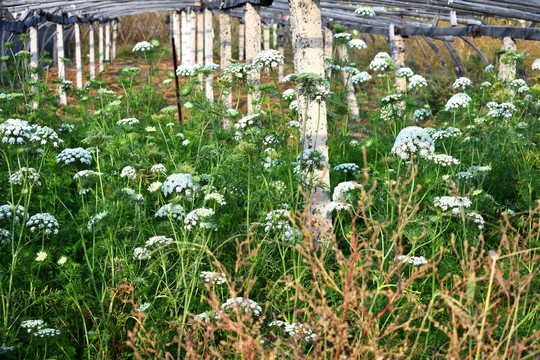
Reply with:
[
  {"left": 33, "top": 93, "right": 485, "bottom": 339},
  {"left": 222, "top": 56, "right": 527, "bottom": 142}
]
[
  {"left": 337, "top": 44, "right": 359, "bottom": 119},
  {"left": 498, "top": 37, "right": 517, "bottom": 81},
  {"left": 263, "top": 24, "right": 270, "bottom": 50},
  {"left": 204, "top": 8, "right": 214, "bottom": 102},
  {"left": 98, "top": 21, "right": 104, "bottom": 72},
  {"left": 89, "top": 22, "right": 96, "bottom": 80},
  {"left": 112, "top": 20, "right": 118, "bottom": 61},
  {"left": 29, "top": 25, "right": 38, "bottom": 108},
  {"left": 105, "top": 21, "right": 111, "bottom": 62},
  {"left": 324, "top": 26, "right": 333, "bottom": 62},
  {"left": 197, "top": 10, "right": 204, "bottom": 84},
  {"left": 181, "top": 11, "right": 188, "bottom": 64},
  {"left": 390, "top": 24, "right": 406, "bottom": 92},
  {"left": 272, "top": 23, "right": 278, "bottom": 49},
  {"left": 74, "top": 22, "right": 83, "bottom": 89},
  {"left": 278, "top": 24, "right": 285, "bottom": 81},
  {"left": 173, "top": 12, "right": 181, "bottom": 63},
  {"left": 190, "top": 11, "right": 197, "bottom": 66},
  {"left": 289, "top": 0, "right": 331, "bottom": 231},
  {"left": 56, "top": 23, "right": 67, "bottom": 105},
  {"left": 245, "top": 4, "right": 261, "bottom": 113},
  {"left": 220, "top": 10, "right": 233, "bottom": 120},
  {"left": 238, "top": 23, "right": 245, "bottom": 61}
]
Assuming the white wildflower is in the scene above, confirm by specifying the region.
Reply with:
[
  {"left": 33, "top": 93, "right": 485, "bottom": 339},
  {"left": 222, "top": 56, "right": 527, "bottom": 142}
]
[
  {"left": 26, "top": 213, "right": 59, "bottom": 235},
  {"left": 56, "top": 148, "right": 92, "bottom": 165},
  {"left": 184, "top": 208, "right": 215, "bottom": 231},
  {"left": 452, "top": 77, "right": 473, "bottom": 91},
  {"left": 162, "top": 173, "right": 196, "bottom": 197},
  {"left": 200, "top": 271, "right": 226, "bottom": 285},
  {"left": 391, "top": 126, "right": 434, "bottom": 160}
]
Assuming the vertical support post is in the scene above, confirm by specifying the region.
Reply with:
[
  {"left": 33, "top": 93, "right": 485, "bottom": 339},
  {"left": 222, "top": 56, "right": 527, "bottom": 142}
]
[
  {"left": 449, "top": 11, "right": 457, "bottom": 27},
  {"left": 238, "top": 22, "right": 245, "bottom": 61},
  {"left": 389, "top": 23, "right": 406, "bottom": 93},
  {"left": 56, "top": 23, "right": 67, "bottom": 105},
  {"left": 197, "top": 9, "right": 204, "bottom": 84},
  {"left": 181, "top": 11, "right": 188, "bottom": 64},
  {"left": 98, "top": 21, "right": 104, "bottom": 72},
  {"left": 272, "top": 23, "right": 278, "bottom": 49},
  {"left": 105, "top": 21, "right": 111, "bottom": 62},
  {"left": 29, "top": 25, "right": 39, "bottom": 108},
  {"left": 278, "top": 23, "right": 285, "bottom": 81},
  {"left": 173, "top": 11, "right": 181, "bottom": 62},
  {"left": 89, "top": 22, "right": 96, "bottom": 80},
  {"left": 190, "top": 10, "right": 197, "bottom": 66},
  {"left": 263, "top": 23, "right": 270, "bottom": 50},
  {"left": 498, "top": 37, "right": 517, "bottom": 82},
  {"left": 337, "top": 44, "right": 359, "bottom": 118},
  {"left": 289, "top": 0, "right": 331, "bottom": 233},
  {"left": 220, "top": 10, "right": 233, "bottom": 118},
  {"left": 245, "top": 3, "right": 261, "bottom": 113},
  {"left": 74, "top": 22, "right": 83, "bottom": 89},
  {"left": 324, "top": 25, "right": 332, "bottom": 62},
  {"left": 112, "top": 20, "right": 118, "bottom": 61},
  {"left": 204, "top": 8, "right": 214, "bottom": 102}
]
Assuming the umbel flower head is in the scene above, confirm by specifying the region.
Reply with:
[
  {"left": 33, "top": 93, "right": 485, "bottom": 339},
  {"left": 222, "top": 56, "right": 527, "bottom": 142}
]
[
  {"left": 444, "top": 93, "right": 471, "bottom": 111},
  {"left": 253, "top": 49, "right": 284, "bottom": 69},
  {"left": 132, "top": 41, "right": 154, "bottom": 53},
  {"left": 350, "top": 71, "right": 372, "bottom": 85},
  {"left": 27, "top": 213, "right": 59, "bottom": 235},
  {"left": 391, "top": 126, "right": 435, "bottom": 160},
  {"left": 0, "top": 118, "right": 34, "bottom": 145},
  {"left": 369, "top": 52, "right": 396, "bottom": 72},
  {"left": 348, "top": 39, "right": 367, "bottom": 50},
  {"left": 56, "top": 148, "right": 92, "bottom": 166}
]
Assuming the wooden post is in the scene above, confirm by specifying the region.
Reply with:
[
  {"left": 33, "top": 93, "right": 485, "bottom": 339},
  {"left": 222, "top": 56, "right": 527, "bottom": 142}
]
[
  {"left": 498, "top": 37, "right": 517, "bottom": 81},
  {"left": 278, "top": 23, "right": 285, "bottom": 81},
  {"left": 29, "top": 25, "right": 39, "bottom": 108},
  {"left": 324, "top": 26, "right": 332, "bottom": 61},
  {"left": 263, "top": 23, "right": 270, "bottom": 50},
  {"left": 74, "top": 22, "right": 83, "bottom": 89},
  {"left": 112, "top": 20, "right": 118, "bottom": 61},
  {"left": 220, "top": 10, "right": 233, "bottom": 117},
  {"left": 238, "top": 22, "right": 245, "bottom": 61},
  {"left": 337, "top": 44, "right": 359, "bottom": 118},
  {"left": 197, "top": 10, "right": 204, "bottom": 84},
  {"left": 98, "top": 21, "right": 104, "bottom": 72},
  {"left": 204, "top": 8, "right": 214, "bottom": 102},
  {"left": 289, "top": 0, "right": 331, "bottom": 231},
  {"left": 105, "top": 21, "right": 111, "bottom": 62},
  {"left": 190, "top": 10, "right": 197, "bottom": 66},
  {"left": 56, "top": 23, "right": 67, "bottom": 105},
  {"left": 390, "top": 24, "right": 406, "bottom": 93},
  {"left": 245, "top": 3, "right": 261, "bottom": 113},
  {"left": 89, "top": 22, "right": 96, "bottom": 80},
  {"left": 181, "top": 11, "right": 188, "bottom": 64}
]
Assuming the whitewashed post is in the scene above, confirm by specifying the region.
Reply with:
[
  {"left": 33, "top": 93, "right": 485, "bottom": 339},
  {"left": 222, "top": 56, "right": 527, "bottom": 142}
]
[
  {"left": 29, "top": 25, "right": 39, "bottom": 108},
  {"left": 289, "top": 0, "right": 331, "bottom": 231},
  {"left": 98, "top": 21, "right": 104, "bottom": 72},
  {"left": 337, "top": 44, "right": 359, "bottom": 118},
  {"left": 238, "top": 22, "right": 245, "bottom": 61},
  {"left": 245, "top": 3, "right": 261, "bottom": 113},
  {"left": 204, "top": 8, "right": 214, "bottom": 102},
  {"left": 74, "top": 22, "right": 83, "bottom": 89},
  {"left": 112, "top": 20, "right": 118, "bottom": 61},
  {"left": 278, "top": 23, "right": 284, "bottom": 81},
  {"left": 324, "top": 25, "right": 332, "bottom": 63},
  {"left": 89, "top": 21, "right": 96, "bottom": 80},
  {"left": 220, "top": 10, "right": 233, "bottom": 117},
  {"left": 389, "top": 24, "right": 406, "bottom": 93},
  {"left": 190, "top": 11, "right": 197, "bottom": 66},
  {"left": 105, "top": 21, "right": 111, "bottom": 62},
  {"left": 56, "top": 23, "right": 67, "bottom": 105},
  {"left": 498, "top": 37, "right": 517, "bottom": 81},
  {"left": 173, "top": 12, "right": 181, "bottom": 62},
  {"left": 197, "top": 10, "right": 204, "bottom": 84},
  {"left": 181, "top": 11, "right": 188, "bottom": 64},
  {"left": 263, "top": 23, "right": 270, "bottom": 50},
  {"left": 272, "top": 23, "right": 278, "bottom": 49}
]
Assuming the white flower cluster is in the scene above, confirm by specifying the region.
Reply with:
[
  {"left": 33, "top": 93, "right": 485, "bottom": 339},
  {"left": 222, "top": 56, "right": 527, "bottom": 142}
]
[
  {"left": 355, "top": 7, "right": 376, "bottom": 16},
  {"left": 396, "top": 67, "right": 414, "bottom": 79},
  {"left": 293, "top": 149, "right": 328, "bottom": 174},
  {"left": 282, "top": 88, "right": 296, "bottom": 100},
  {"left": 480, "top": 81, "right": 492, "bottom": 89},
  {"left": 176, "top": 64, "right": 202, "bottom": 77},
  {"left": 162, "top": 173, "right": 196, "bottom": 197},
  {"left": 321, "top": 200, "right": 352, "bottom": 219},
  {"left": 452, "top": 77, "right": 473, "bottom": 91},
  {"left": 469, "top": 165, "right": 492, "bottom": 176},
  {"left": 413, "top": 108, "right": 431, "bottom": 122},
  {"left": 396, "top": 255, "right": 428, "bottom": 266},
  {"left": 466, "top": 211, "right": 485, "bottom": 230},
  {"left": 334, "top": 33, "right": 352, "bottom": 40},
  {"left": 221, "top": 297, "right": 262, "bottom": 316},
  {"left": 426, "top": 153, "right": 460, "bottom": 166},
  {"left": 203, "top": 63, "right": 220, "bottom": 71},
  {"left": 269, "top": 321, "right": 317, "bottom": 342},
  {"left": 263, "top": 209, "right": 300, "bottom": 242},
  {"left": 133, "top": 247, "right": 151, "bottom": 260},
  {"left": 97, "top": 88, "right": 117, "bottom": 96},
  {"left": 117, "top": 118, "right": 139, "bottom": 126},
  {"left": 222, "top": 63, "right": 258, "bottom": 80},
  {"left": 120, "top": 166, "right": 137, "bottom": 180},
  {"left": 333, "top": 181, "right": 361, "bottom": 202},
  {"left": 204, "top": 192, "right": 226, "bottom": 205},
  {"left": 87, "top": 211, "right": 108, "bottom": 232},
  {"left": 26, "top": 213, "right": 59, "bottom": 235},
  {"left": 289, "top": 100, "right": 298, "bottom": 111},
  {"left": 0, "top": 204, "right": 27, "bottom": 222},
  {"left": 132, "top": 41, "right": 154, "bottom": 52},
  {"left": 288, "top": 120, "right": 300, "bottom": 128},
  {"left": 150, "top": 163, "right": 167, "bottom": 174},
  {"left": 486, "top": 101, "right": 516, "bottom": 120},
  {"left": 532, "top": 58, "right": 540, "bottom": 70},
  {"left": 200, "top": 271, "right": 226, "bottom": 285},
  {"left": 9, "top": 167, "right": 41, "bottom": 186},
  {"left": 120, "top": 66, "right": 142, "bottom": 76},
  {"left": 408, "top": 75, "right": 428, "bottom": 90},
  {"left": 73, "top": 170, "right": 101, "bottom": 179},
  {"left": 56, "top": 148, "right": 92, "bottom": 166},
  {"left": 348, "top": 39, "right": 367, "bottom": 50},
  {"left": 433, "top": 196, "right": 472, "bottom": 214},
  {"left": 184, "top": 207, "right": 215, "bottom": 231},
  {"left": 195, "top": 310, "right": 221, "bottom": 322},
  {"left": 381, "top": 93, "right": 402, "bottom": 103},
  {"left": 444, "top": 93, "right": 471, "bottom": 111},
  {"left": 146, "top": 235, "right": 174, "bottom": 247},
  {"left": 350, "top": 71, "right": 372, "bottom": 85},
  {"left": 21, "top": 320, "right": 60, "bottom": 337},
  {"left": 253, "top": 49, "right": 284, "bottom": 69},
  {"left": 122, "top": 188, "right": 145, "bottom": 203},
  {"left": 58, "top": 123, "right": 75, "bottom": 133},
  {"left": 369, "top": 52, "right": 394, "bottom": 72},
  {"left": 155, "top": 203, "right": 184, "bottom": 220},
  {"left": 333, "top": 163, "right": 360, "bottom": 175},
  {"left": 0, "top": 228, "right": 11, "bottom": 244},
  {"left": 0, "top": 118, "right": 34, "bottom": 145},
  {"left": 32, "top": 126, "right": 63, "bottom": 147},
  {"left": 138, "top": 303, "right": 151, "bottom": 312},
  {"left": 60, "top": 80, "right": 74, "bottom": 91},
  {"left": 432, "top": 126, "right": 462, "bottom": 141},
  {"left": 509, "top": 79, "right": 528, "bottom": 93},
  {"left": 148, "top": 181, "right": 162, "bottom": 192},
  {"left": 234, "top": 114, "right": 260, "bottom": 130},
  {"left": 391, "top": 126, "right": 435, "bottom": 160},
  {"left": 263, "top": 135, "right": 278, "bottom": 147}
]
